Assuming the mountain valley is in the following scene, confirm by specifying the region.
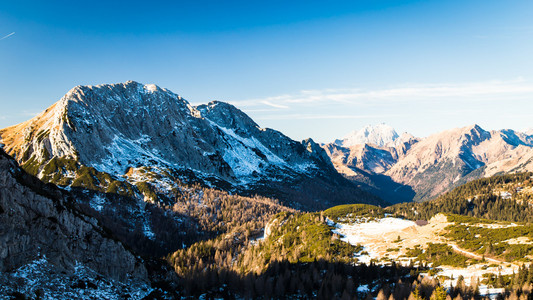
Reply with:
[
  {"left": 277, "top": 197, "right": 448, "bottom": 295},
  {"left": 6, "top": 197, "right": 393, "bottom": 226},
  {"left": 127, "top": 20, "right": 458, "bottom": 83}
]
[{"left": 2, "top": 82, "right": 533, "bottom": 299}]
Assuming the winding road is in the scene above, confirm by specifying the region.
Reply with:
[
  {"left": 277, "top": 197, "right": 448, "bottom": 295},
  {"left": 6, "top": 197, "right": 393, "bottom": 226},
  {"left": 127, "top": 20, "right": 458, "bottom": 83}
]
[{"left": 449, "top": 243, "right": 502, "bottom": 264}]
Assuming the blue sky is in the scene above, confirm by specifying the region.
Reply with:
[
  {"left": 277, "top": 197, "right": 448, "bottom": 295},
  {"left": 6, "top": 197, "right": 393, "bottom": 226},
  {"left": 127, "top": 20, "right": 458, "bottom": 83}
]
[{"left": 1, "top": 1, "right": 533, "bottom": 142}]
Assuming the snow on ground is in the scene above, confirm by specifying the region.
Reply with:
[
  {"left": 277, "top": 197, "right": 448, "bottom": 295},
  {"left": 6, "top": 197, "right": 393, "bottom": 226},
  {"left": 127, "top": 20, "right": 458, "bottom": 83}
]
[
  {"left": 478, "top": 286, "right": 506, "bottom": 300},
  {"left": 438, "top": 264, "right": 517, "bottom": 287},
  {"left": 12, "top": 256, "right": 49, "bottom": 287},
  {"left": 334, "top": 217, "right": 415, "bottom": 245},
  {"left": 92, "top": 134, "right": 172, "bottom": 176},
  {"left": 214, "top": 122, "right": 286, "bottom": 166},
  {"left": 250, "top": 233, "right": 265, "bottom": 246},
  {"left": 208, "top": 120, "right": 315, "bottom": 176},
  {"left": 331, "top": 214, "right": 518, "bottom": 299},
  {"left": 142, "top": 219, "right": 155, "bottom": 240},
  {"left": 89, "top": 194, "right": 107, "bottom": 212},
  {"left": 125, "top": 166, "right": 178, "bottom": 194},
  {"left": 204, "top": 120, "right": 285, "bottom": 179},
  {"left": 1, "top": 257, "right": 153, "bottom": 299},
  {"left": 357, "top": 284, "right": 370, "bottom": 293},
  {"left": 138, "top": 201, "right": 155, "bottom": 240},
  {"left": 332, "top": 217, "right": 417, "bottom": 264},
  {"left": 437, "top": 265, "right": 512, "bottom": 299}
]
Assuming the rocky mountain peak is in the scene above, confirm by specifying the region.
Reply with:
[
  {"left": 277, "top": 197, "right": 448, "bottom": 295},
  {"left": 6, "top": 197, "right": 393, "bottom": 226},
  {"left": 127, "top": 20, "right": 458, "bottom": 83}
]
[
  {"left": 197, "top": 101, "right": 259, "bottom": 136},
  {"left": 395, "top": 132, "right": 417, "bottom": 144},
  {"left": 302, "top": 138, "right": 332, "bottom": 166},
  {"left": 523, "top": 128, "right": 533, "bottom": 136},
  {"left": 460, "top": 124, "right": 491, "bottom": 144},
  {"left": 65, "top": 81, "right": 185, "bottom": 112},
  {"left": 1, "top": 81, "right": 383, "bottom": 210}
]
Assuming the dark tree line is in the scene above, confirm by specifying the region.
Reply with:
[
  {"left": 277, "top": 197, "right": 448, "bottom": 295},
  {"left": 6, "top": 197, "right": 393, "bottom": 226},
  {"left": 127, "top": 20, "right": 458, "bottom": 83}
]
[
  {"left": 74, "top": 183, "right": 293, "bottom": 260},
  {"left": 388, "top": 172, "right": 533, "bottom": 223},
  {"left": 175, "top": 259, "right": 429, "bottom": 299}
]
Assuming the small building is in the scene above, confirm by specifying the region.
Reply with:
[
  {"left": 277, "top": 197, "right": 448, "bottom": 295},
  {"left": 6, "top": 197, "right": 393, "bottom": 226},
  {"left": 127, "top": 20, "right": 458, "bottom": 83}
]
[{"left": 415, "top": 220, "right": 428, "bottom": 226}]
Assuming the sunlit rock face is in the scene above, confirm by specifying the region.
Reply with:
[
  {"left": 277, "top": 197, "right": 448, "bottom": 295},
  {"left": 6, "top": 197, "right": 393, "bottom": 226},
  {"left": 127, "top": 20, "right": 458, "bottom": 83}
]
[{"left": 0, "top": 81, "right": 382, "bottom": 210}]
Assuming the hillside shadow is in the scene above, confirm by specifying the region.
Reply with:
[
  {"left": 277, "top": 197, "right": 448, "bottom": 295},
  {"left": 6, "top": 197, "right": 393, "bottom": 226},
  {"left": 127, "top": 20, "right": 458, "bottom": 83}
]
[
  {"left": 345, "top": 168, "right": 416, "bottom": 205},
  {"left": 71, "top": 188, "right": 219, "bottom": 258},
  {"left": 175, "top": 259, "right": 426, "bottom": 299},
  {"left": 368, "top": 173, "right": 416, "bottom": 204}
]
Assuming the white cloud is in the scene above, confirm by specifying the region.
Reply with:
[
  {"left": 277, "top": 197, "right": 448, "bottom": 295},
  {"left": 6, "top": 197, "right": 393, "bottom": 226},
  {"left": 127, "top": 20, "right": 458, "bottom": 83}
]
[
  {"left": 233, "top": 78, "right": 533, "bottom": 109},
  {"left": 260, "top": 100, "right": 289, "bottom": 109},
  {"left": 256, "top": 113, "right": 403, "bottom": 121}
]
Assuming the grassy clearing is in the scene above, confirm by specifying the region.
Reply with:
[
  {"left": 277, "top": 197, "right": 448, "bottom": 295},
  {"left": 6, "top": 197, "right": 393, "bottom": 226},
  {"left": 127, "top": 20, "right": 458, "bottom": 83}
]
[
  {"left": 445, "top": 214, "right": 533, "bottom": 262},
  {"left": 323, "top": 204, "right": 385, "bottom": 223}
]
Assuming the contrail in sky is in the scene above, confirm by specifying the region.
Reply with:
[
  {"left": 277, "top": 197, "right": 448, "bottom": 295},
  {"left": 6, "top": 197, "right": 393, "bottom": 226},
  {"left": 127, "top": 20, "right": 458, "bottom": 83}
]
[{"left": 0, "top": 32, "right": 15, "bottom": 40}]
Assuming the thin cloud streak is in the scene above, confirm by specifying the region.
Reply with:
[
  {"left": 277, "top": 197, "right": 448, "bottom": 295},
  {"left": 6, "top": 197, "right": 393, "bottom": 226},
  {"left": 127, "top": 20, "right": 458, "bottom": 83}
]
[
  {"left": 242, "top": 108, "right": 284, "bottom": 113},
  {"left": 0, "top": 32, "right": 15, "bottom": 40},
  {"left": 256, "top": 113, "right": 404, "bottom": 121},
  {"left": 234, "top": 79, "right": 533, "bottom": 109},
  {"left": 21, "top": 111, "right": 41, "bottom": 117},
  {"left": 260, "top": 100, "right": 289, "bottom": 109}
]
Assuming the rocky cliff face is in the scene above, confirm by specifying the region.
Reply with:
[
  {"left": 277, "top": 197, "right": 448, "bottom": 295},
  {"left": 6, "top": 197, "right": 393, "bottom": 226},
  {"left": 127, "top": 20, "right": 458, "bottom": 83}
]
[
  {"left": 326, "top": 124, "right": 533, "bottom": 203},
  {"left": 322, "top": 141, "right": 417, "bottom": 204},
  {"left": 386, "top": 124, "right": 533, "bottom": 201},
  {"left": 0, "top": 81, "right": 382, "bottom": 210},
  {"left": 326, "top": 127, "right": 418, "bottom": 177},
  {"left": 0, "top": 148, "right": 162, "bottom": 298}
]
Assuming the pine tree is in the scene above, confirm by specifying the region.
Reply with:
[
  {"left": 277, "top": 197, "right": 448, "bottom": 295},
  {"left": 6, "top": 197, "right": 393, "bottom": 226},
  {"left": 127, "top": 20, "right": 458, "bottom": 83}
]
[
  {"left": 497, "top": 272, "right": 505, "bottom": 288},
  {"left": 410, "top": 286, "right": 422, "bottom": 300},
  {"left": 377, "top": 289, "right": 388, "bottom": 300},
  {"left": 430, "top": 286, "right": 447, "bottom": 300}
]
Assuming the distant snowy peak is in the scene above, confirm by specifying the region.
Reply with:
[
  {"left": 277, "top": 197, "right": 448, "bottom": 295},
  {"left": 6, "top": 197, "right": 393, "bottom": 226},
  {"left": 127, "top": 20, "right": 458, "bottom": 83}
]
[
  {"left": 523, "top": 128, "right": 533, "bottom": 136},
  {"left": 339, "top": 124, "right": 400, "bottom": 147}
]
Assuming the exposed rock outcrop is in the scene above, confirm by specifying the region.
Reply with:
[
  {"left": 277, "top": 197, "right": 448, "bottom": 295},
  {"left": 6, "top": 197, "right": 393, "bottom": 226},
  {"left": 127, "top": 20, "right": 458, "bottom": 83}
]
[{"left": 0, "top": 148, "right": 157, "bottom": 298}]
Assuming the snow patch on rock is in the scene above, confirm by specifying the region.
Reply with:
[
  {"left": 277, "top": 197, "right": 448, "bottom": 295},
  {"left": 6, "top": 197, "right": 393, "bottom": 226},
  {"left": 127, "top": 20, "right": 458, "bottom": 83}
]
[{"left": 1, "top": 257, "right": 153, "bottom": 300}]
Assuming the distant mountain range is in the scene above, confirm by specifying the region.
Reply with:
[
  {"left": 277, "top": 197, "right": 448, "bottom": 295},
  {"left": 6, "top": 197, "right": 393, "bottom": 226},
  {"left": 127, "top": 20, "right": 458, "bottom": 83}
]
[
  {"left": 3, "top": 81, "right": 533, "bottom": 207},
  {"left": 3, "top": 81, "right": 533, "bottom": 298},
  {"left": 0, "top": 81, "right": 381, "bottom": 210},
  {"left": 325, "top": 123, "right": 533, "bottom": 202}
]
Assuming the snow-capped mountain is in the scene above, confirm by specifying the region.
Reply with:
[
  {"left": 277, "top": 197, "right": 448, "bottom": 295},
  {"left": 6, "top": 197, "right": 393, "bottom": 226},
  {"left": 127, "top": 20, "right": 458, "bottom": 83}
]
[
  {"left": 326, "top": 123, "right": 533, "bottom": 203},
  {"left": 323, "top": 131, "right": 418, "bottom": 204},
  {"left": 336, "top": 123, "right": 400, "bottom": 147},
  {"left": 386, "top": 124, "right": 533, "bottom": 201},
  {"left": 0, "top": 81, "right": 381, "bottom": 209}
]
